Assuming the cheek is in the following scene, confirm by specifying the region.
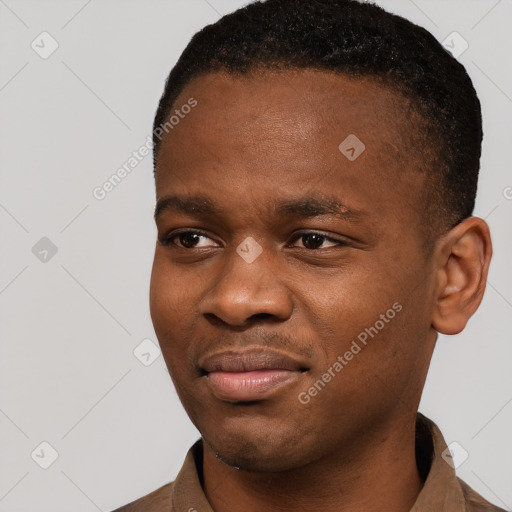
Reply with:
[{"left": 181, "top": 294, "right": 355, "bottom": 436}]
[
  {"left": 321, "top": 292, "right": 431, "bottom": 419},
  {"left": 149, "top": 266, "right": 172, "bottom": 336},
  {"left": 307, "top": 271, "right": 397, "bottom": 345},
  {"left": 150, "top": 254, "right": 190, "bottom": 328},
  {"left": 304, "top": 263, "right": 424, "bottom": 385},
  {"left": 149, "top": 258, "right": 189, "bottom": 372}
]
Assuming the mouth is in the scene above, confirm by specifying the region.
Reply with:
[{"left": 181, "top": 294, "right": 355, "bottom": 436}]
[{"left": 199, "top": 349, "right": 309, "bottom": 402}]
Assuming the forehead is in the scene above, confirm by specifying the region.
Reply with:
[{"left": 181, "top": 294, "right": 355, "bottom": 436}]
[
  {"left": 161, "top": 68, "right": 411, "bottom": 152},
  {"left": 155, "top": 69, "right": 427, "bottom": 229}
]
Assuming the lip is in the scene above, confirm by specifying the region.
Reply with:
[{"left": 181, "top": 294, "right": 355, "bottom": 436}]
[
  {"left": 200, "top": 349, "right": 307, "bottom": 373},
  {"left": 199, "top": 349, "right": 308, "bottom": 402}
]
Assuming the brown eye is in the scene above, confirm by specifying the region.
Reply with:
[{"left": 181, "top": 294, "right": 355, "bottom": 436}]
[
  {"left": 178, "top": 232, "right": 202, "bottom": 248},
  {"left": 291, "top": 232, "right": 343, "bottom": 250},
  {"left": 159, "top": 230, "right": 217, "bottom": 249}
]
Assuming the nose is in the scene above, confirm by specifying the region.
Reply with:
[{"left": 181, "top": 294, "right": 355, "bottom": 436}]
[{"left": 199, "top": 242, "right": 293, "bottom": 328}]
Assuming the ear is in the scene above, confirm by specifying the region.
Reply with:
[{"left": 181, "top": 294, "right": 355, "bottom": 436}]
[{"left": 431, "top": 217, "right": 492, "bottom": 335}]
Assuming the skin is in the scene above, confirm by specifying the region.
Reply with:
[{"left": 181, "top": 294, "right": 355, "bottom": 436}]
[{"left": 149, "top": 69, "right": 492, "bottom": 512}]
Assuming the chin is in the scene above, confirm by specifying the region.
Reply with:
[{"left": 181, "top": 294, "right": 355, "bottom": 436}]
[
  {"left": 201, "top": 417, "right": 317, "bottom": 473},
  {"left": 205, "top": 437, "right": 298, "bottom": 472}
]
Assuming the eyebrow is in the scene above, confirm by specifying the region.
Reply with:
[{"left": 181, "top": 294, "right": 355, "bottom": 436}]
[
  {"left": 154, "top": 194, "right": 364, "bottom": 223},
  {"left": 273, "top": 196, "right": 363, "bottom": 223},
  {"left": 154, "top": 194, "right": 223, "bottom": 220}
]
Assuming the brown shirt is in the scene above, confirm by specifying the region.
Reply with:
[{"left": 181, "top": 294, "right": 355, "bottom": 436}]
[{"left": 113, "top": 414, "right": 506, "bottom": 512}]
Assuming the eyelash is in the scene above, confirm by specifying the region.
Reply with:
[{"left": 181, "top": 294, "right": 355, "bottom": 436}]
[{"left": 158, "top": 229, "right": 348, "bottom": 250}]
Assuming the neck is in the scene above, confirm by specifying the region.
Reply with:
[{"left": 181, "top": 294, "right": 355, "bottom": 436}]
[{"left": 202, "top": 414, "right": 424, "bottom": 512}]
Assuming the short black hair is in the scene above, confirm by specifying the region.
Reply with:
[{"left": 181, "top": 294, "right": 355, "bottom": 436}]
[{"left": 152, "top": 0, "right": 482, "bottom": 246}]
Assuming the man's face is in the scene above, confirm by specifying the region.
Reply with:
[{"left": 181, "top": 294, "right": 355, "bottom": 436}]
[{"left": 150, "top": 69, "right": 439, "bottom": 472}]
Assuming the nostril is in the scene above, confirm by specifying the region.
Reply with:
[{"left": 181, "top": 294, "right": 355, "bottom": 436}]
[{"left": 252, "top": 312, "right": 274, "bottom": 320}]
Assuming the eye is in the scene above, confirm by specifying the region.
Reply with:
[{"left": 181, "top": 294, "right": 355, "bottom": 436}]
[
  {"left": 158, "top": 229, "right": 217, "bottom": 249},
  {"left": 158, "top": 230, "right": 347, "bottom": 251},
  {"left": 289, "top": 232, "right": 346, "bottom": 250}
]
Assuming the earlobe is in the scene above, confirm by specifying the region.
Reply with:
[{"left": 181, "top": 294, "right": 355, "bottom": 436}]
[{"left": 431, "top": 217, "right": 492, "bottom": 335}]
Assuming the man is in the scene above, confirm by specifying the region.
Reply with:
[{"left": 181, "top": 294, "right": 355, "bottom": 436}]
[{"left": 114, "top": 0, "right": 504, "bottom": 510}]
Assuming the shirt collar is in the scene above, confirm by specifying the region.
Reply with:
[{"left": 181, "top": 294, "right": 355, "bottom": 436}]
[
  {"left": 171, "top": 413, "right": 468, "bottom": 512},
  {"left": 410, "top": 413, "right": 467, "bottom": 511}
]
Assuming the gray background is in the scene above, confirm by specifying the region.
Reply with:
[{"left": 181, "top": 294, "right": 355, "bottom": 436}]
[{"left": 0, "top": 1, "right": 511, "bottom": 510}]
